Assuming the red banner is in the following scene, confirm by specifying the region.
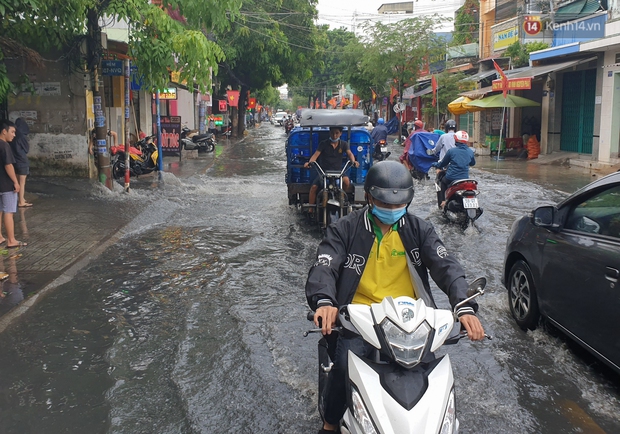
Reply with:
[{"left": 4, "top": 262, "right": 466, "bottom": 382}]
[
  {"left": 218, "top": 100, "right": 227, "bottom": 111},
  {"left": 492, "top": 77, "right": 532, "bottom": 92},
  {"left": 493, "top": 60, "right": 508, "bottom": 97},
  {"left": 431, "top": 75, "right": 437, "bottom": 107},
  {"left": 226, "top": 90, "right": 240, "bottom": 107},
  {"left": 248, "top": 97, "right": 256, "bottom": 109},
  {"left": 352, "top": 94, "right": 360, "bottom": 109}
]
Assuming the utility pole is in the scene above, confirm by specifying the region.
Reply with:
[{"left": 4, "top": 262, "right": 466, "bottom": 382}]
[
  {"left": 124, "top": 59, "right": 131, "bottom": 192},
  {"left": 88, "top": 8, "right": 112, "bottom": 190}
]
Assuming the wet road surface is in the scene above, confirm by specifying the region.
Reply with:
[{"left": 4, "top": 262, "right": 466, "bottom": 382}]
[{"left": 0, "top": 124, "right": 618, "bottom": 433}]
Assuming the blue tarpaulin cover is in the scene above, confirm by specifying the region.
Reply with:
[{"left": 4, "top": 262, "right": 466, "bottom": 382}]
[
  {"left": 385, "top": 116, "right": 399, "bottom": 134},
  {"left": 408, "top": 132, "right": 440, "bottom": 174}
]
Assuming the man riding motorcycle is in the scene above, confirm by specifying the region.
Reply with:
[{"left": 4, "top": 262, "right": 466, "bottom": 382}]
[
  {"left": 370, "top": 117, "right": 388, "bottom": 144},
  {"left": 432, "top": 130, "right": 476, "bottom": 208},
  {"left": 427, "top": 119, "right": 457, "bottom": 161},
  {"left": 306, "top": 160, "right": 485, "bottom": 434},
  {"left": 370, "top": 118, "right": 390, "bottom": 161}
]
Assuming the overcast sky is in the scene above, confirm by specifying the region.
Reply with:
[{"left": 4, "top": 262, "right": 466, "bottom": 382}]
[{"left": 315, "top": 0, "right": 463, "bottom": 32}]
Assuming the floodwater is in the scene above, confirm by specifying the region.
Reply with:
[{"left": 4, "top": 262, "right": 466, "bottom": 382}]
[{"left": 0, "top": 125, "right": 618, "bottom": 434}]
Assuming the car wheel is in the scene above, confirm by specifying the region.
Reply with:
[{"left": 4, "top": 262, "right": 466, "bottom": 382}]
[{"left": 508, "top": 260, "right": 540, "bottom": 330}]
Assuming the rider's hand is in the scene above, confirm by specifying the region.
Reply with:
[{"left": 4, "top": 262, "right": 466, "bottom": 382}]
[
  {"left": 353, "top": 161, "right": 359, "bottom": 168},
  {"left": 304, "top": 162, "right": 310, "bottom": 168},
  {"left": 315, "top": 305, "right": 338, "bottom": 335},
  {"left": 460, "top": 314, "right": 485, "bottom": 341}
]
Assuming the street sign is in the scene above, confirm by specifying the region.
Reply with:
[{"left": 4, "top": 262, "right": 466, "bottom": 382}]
[
  {"left": 492, "top": 77, "right": 532, "bottom": 92},
  {"left": 154, "top": 88, "right": 177, "bottom": 100},
  {"left": 393, "top": 102, "right": 406, "bottom": 113},
  {"left": 523, "top": 16, "right": 542, "bottom": 36},
  {"left": 218, "top": 100, "right": 227, "bottom": 111},
  {"left": 101, "top": 60, "right": 123, "bottom": 76}
]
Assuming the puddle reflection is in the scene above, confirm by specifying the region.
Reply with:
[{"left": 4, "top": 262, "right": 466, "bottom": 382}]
[{"left": 0, "top": 254, "right": 22, "bottom": 315}]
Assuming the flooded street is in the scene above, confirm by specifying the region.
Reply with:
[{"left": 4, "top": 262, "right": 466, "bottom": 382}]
[{"left": 0, "top": 125, "right": 618, "bottom": 433}]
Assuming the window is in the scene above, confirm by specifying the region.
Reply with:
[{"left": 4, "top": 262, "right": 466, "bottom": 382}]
[{"left": 566, "top": 185, "right": 620, "bottom": 239}]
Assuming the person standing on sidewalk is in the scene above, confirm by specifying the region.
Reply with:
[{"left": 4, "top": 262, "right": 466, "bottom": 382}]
[
  {"left": 0, "top": 120, "right": 27, "bottom": 248},
  {"left": 10, "top": 117, "right": 32, "bottom": 207}
]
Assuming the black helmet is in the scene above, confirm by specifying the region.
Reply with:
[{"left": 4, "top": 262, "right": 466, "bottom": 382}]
[
  {"left": 445, "top": 119, "right": 457, "bottom": 132},
  {"left": 364, "top": 161, "right": 414, "bottom": 205}
]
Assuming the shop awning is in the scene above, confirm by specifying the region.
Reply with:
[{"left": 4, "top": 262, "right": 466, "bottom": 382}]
[
  {"left": 503, "top": 56, "right": 598, "bottom": 79},
  {"left": 459, "top": 86, "right": 494, "bottom": 98},
  {"left": 462, "top": 69, "right": 498, "bottom": 82},
  {"left": 555, "top": 0, "right": 602, "bottom": 23},
  {"left": 402, "top": 86, "right": 433, "bottom": 99}
]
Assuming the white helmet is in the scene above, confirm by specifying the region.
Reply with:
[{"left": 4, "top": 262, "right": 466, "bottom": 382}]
[{"left": 454, "top": 130, "right": 469, "bottom": 144}]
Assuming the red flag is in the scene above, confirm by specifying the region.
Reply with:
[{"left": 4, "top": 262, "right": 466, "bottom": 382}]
[
  {"left": 322, "top": 102, "right": 326, "bottom": 109},
  {"left": 316, "top": 98, "right": 320, "bottom": 109},
  {"left": 248, "top": 97, "right": 256, "bottom": 109},
  {"left": 328, "top": 98, "right": 337, "bottom": 108},
  {"left": 390, "top": 86, "right": 399, "bottom": 101},
  {"left": 371, "top": 88, "right": 377, "bottom": 104},
  {"left": 226, "top": 90, "right": 240, "bottom": 107},
  {"left": 431, "top": 75, "right": 437, "bottom": 107},
  {"left": 352, "top": 94, "right": 360, "bottom": 109},
  {"left": 493, "top": 60, "right": 508, "bottom": 97}
]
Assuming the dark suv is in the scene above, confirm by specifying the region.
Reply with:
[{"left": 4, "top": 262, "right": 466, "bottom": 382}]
[{"left": 503, "top": 171, "right": 620, "bottom": 374}]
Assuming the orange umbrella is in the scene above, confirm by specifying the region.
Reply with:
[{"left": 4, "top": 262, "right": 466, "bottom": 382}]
[{"left": 447, "top": 96, "right": 482, "bottom": 115}]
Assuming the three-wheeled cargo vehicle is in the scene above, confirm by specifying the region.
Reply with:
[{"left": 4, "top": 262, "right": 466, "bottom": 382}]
[{"left": 285, "top": 109, "right": 373, "bottom": 229}]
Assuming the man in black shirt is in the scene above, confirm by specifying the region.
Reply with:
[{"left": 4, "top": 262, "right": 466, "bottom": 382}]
[
  {"left": 304, "top": 127, "right": 359, "bottom": 211},
  {"left": 0, "top": 120, "right": 26, "bottom": 248}
]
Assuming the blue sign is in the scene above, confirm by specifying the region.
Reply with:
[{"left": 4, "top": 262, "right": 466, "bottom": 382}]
[
  {"left": 101, "top": 60, "right": 123, "bottom": 76},
  {"left": 131, "top": 65, "right": 144, "bottom": 90}
]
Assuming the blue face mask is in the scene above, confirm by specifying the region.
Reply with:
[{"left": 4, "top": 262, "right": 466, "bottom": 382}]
[
  {"left": 372, "top": 204, "right": 407, "bottom": 225},
  {"left": 330, "top": 137, "right": 339, "bottom": 143}
]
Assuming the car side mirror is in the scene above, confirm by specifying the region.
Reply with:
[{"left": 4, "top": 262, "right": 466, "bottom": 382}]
[{"left": 532, "top": 206, "right": 560, "bottom": 230}]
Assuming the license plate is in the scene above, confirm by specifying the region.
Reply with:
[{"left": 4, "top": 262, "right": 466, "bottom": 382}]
[
  {"left": 463, "top": 197, "right": 478, "bottom": 209},
  {"left": 380, "top": 146, "right": 387, "bottom": 152}
]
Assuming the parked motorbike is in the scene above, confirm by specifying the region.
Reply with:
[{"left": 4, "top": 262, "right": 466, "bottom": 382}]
[
  {"left": 372, "top": 139, "right": 391, "bottom": 162},
  {"left": 435, "top": 171, "right": 483, "bottom": 228},
  {"left": 111, "top": 135, "right": 158, "bottom": 179},
  {"left": 306, "top": 160, "right": 352, "bottom": 229},
  {"left": 180, "top": 126, "right": 216, "bottom": 153},
  {"left": 306, "top": 278, "right": 489, "bottom": 434}
]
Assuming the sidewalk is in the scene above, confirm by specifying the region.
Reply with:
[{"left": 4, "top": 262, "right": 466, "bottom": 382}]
[{"left": 0, "top": 176, "right": 142, "bottom": 331}]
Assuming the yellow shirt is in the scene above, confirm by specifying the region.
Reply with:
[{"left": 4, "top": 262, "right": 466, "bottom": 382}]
[{"left": 352, "top": 216, "right": 417, "bottom": 305}]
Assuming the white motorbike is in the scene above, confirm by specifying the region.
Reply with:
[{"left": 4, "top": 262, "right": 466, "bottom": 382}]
[{"left": 306, "top": 278, "right": 488, "bottom": 434}]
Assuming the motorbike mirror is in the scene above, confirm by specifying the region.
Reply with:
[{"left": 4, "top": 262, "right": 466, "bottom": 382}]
[
  {"left": 467, "top": 277, "right": 486, "bottom": 298},
  {"left": 454, "top": 277, "right": 486, "bottom": 312}
]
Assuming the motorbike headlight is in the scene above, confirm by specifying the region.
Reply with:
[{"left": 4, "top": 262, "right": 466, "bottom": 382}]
[
  {"left": 381, "top": 319, "right": 430, "bottom": 367},
  {"left": 439, "top": 389, "right": 456, "bottom": 434},
  {"left": 351, "top": 386, "right": 378, "bottom": 434}
]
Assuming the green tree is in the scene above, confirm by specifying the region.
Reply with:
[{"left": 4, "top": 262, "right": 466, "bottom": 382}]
[
  {"left": 420, "top": 72, "right": 466, "bottom": 128},
  {"left": 505, "top": 41, "right": 549, "bottom": 68},
  {"left": 214, "top": 0, "right": 321, "bottom": 135},
  {"left": 451, "top": 0, "right": 479, "bottom": 46},
  {"left": 289, "top": 26, "right": 357, "bottom": 106},
  {"left": 255, "top": 85, "right": 281, "bottom": 110},
  {"left": 0, "top": 0, "right": 242, "bottom": 102},
  {"left": 353, "top": 17, "right": 449, "bottom": 105}
]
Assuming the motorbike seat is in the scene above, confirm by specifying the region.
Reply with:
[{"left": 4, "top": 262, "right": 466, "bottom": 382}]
[
  {"left": 192, "top": 133, "right": 213, "bottom": 142},
  {"left": 449, "top": 178, "right": 477, "bottom": 187}
]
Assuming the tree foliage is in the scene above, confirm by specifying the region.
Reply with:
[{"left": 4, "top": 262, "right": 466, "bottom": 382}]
[
  {"left": 451, "top": 0, "right": 479, "bottom": 46},
  {"left": 351, "top": 17, "right": 449, "bottom": 100},
  {"left": 420, "top": 71, "right": 466, "bottom": 127},
  {"left": 213, "top": 0, "right": 321, "bottom": 130},
  {"left": 0, "top": 0, "right": 242, "bottom": 102},
  {"left": 289, "top": 26, "right": 357, "bottom": 104},
  {"left": 505, "top": 41, "right": 549, "bottom": 68}
]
